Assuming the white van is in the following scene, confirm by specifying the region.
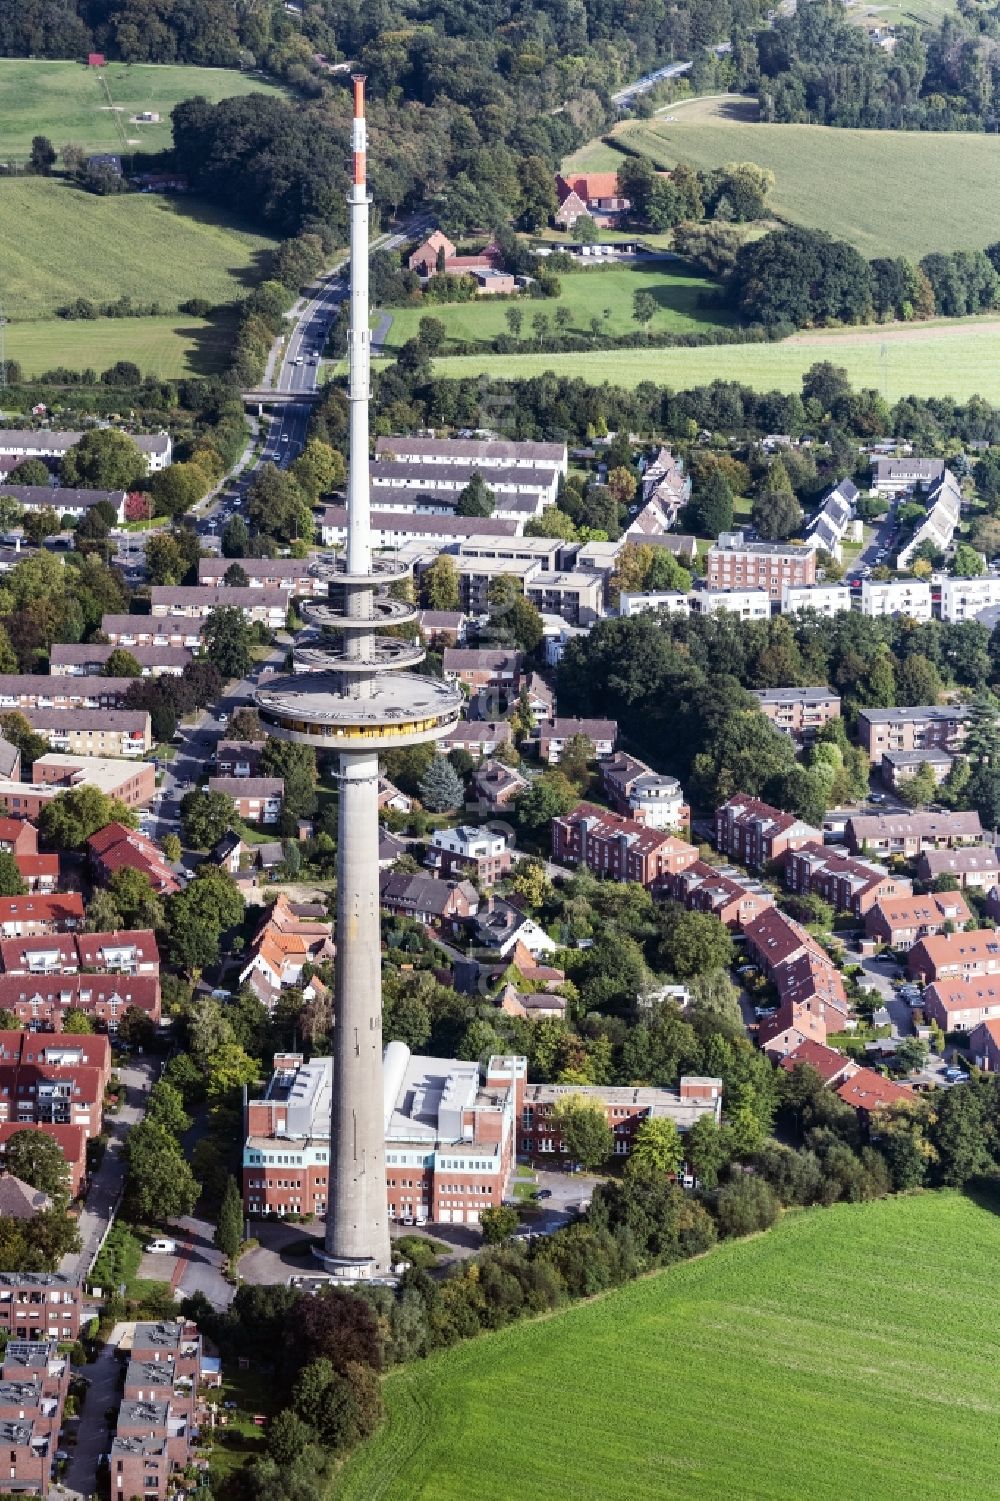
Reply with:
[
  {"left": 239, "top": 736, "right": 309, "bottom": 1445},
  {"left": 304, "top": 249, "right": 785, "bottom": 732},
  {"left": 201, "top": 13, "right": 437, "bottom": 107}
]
[{"left": 145, "top": 1238, "right": 177, "bottom": 1254}]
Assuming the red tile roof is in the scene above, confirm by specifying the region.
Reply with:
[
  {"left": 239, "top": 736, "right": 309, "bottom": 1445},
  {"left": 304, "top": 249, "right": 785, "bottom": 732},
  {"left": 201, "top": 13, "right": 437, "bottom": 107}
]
[
  {"left": 836, "top": 1068, "right": 913, "bottom": 1112},
  {"left": 778, "top": 1039, "right": 854, "bottom": 1083}
]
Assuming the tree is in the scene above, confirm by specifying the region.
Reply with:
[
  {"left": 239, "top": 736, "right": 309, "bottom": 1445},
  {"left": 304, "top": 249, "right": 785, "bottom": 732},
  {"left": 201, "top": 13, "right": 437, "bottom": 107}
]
[
  {"left": 714, "top": 1175, "right": 780, "bottom": 1237},
  {"left": 558, "top": 733, "right": 594, "bottom": 792},
  {"left": 684, "top": 1115, "right": 729, "bottom": 1189},
  {"left": 931, "top": 1083, "right": 994, "bottom": 1186},
  {"left": 418, "top": 756, "right": 464, "bottom": 812},
  {"left": 260, "top": 739, "right": 317, "bottom": 819},
  {"left": 488, "top": 575, "right": 543, "bottom": 652},
  {"left": 658, "top": 904, "right": 734, "bottom": 981},
  {"left": 505, "top": 306, "right": 523, "bottom": 338},
  {"left": 203, "top": 606, "right": 253, "bottom": 680},
  {"left": 456, "top": 473, "right": 495, "bottom": 518},
  {"left": 551, "top": 1095, "right": 613, "bottom": 1170},
  {"left": 224, "top": 563, "right": 249, "bottom": 588},
  {"left": 22, "top": 508, "right": 61, "bottom": 546},
  {"left": 893, "top": 1036, "right": 930, "bottom": 1073},
  {"left": 222, "top": 515, "right": 250, "bottom": 557},
  {"left": 162, "top": 833, "right": 182, "bottom": 863},
  {"left": 165, "top": 866, "right": 245, "bottom": 974},
  {"left": 125, "top": 1120, "right": 199, "bottom": 1223},
  {"left": 10, "top": 459, "right": 50, "bottom": 486},
  {"left": 290, "top": 438, "right": 344, "bottom": 503},
  {"left": 118, "top": 1004, "right": 156, "bottom": 1050},
  {"left": 62, "top": 1008, "right": 95, "bottom": 1034},
  {"left": 632, "top": 289, "right": 656, "bottom": 329},
  {"left": 626, "top": 1117, "right": 683, "bottom": 1180},
  {"left": 515, "top": 771, "right": 577, "bottom": 832},
  {"left": 420, "top": 554, "right": 461, "bottom": 610},
  {"left": 5, "top": 1130, "right": 69, "bottom": 1197},
  {"left": 180, "top": 789, "right": 234, "bottom": 850},
  {"left": 103, "top": 648, "right": 142, "bottom": 678},
  {"left": 480, "top": 1204, "right": 520, "bottom": 1244},
  {"left": 953, "top": 543, "right": 985, "bottom": 578},
  {"left": 215, "top": 1174, "right": 244, "bottom": 1261},
  {"left": 60, "top": 430, "right": 145, "bottom": 491},
  {"left": 607, "top": 466, "right": 637, "bottom": 508},
  {"left": 0, "top": 853, "right": 26, "bottom": 898},
  {"left": 691, "top": 468, "right": 733, "bottom": 536},
  {"left": 146, "top": 1080, "right": 192, "bottom": 1136},
  {"left": 752, "top": 487, "right": 803, "bottom": 541},
  {"left": 30, "top": 135, "right": 56, "bottom": 175},
  {"left": 248, "top": 463, "right": 312, "bottom": 544},
  {"left": 39, "top": 786, "right": 135, "bottom": 850}
]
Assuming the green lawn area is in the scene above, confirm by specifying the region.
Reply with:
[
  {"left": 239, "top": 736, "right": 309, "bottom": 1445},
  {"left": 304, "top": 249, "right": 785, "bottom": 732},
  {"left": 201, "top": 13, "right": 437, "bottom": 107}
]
[
  {"left": 381, "top": 261, "right": 731, "bottom": 351},
  {"left": 432, "top": 313, "right": 1000, "bottom": 402},
  {"left": 334, "top": 1192, "right": 1000, "bottom": 1501},
  {"left": 202, "top": 1364, "right": 270, "bottom": 1487},
  {"left": 0, "top": 178, "right": 275, "bottom": 321},
  {"left": 605, "top": 97, "right": 1000, "bottom": 258},
  {"left": 0, "top": 58, "right": 287, "bottom": 161},
  {"left": 6, "top": 312, "right": 233, "bottom": 379}
]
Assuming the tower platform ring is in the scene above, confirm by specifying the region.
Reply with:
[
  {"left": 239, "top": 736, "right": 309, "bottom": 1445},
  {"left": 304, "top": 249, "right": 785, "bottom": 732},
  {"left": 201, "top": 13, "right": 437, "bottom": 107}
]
[
  {"left": 292, "top": 638, "right": 425, "bottom": 673},
  {"left": 254, "top": 670, "right": 463, "bottom": 751},
  {"left": 310, "top": 555, "right": 413, "bottom": 587},
  {"left": 304, "top": 598, "right": 419, "bottom": 631}
]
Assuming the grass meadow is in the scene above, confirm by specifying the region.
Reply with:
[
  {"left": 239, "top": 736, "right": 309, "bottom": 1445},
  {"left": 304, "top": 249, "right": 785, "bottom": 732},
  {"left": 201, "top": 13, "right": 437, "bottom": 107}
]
[
  {"left": 381, "top": 261, "right": 732, "bottom": 351},
  {"left": 565, "top": 95, "right": 1000, "bottom": 259},
  {"left": 0, "top": 58, "right": 286, "bottom": 161},
  {"left": 334, "top": 1192, "right": 1000, "bottom": 1501},
  {"left": 430, "top": 314, "right": 1000, "bottom": 402},
  {"left": 5, "top": 314, "right": 233, "bottom": 379}
]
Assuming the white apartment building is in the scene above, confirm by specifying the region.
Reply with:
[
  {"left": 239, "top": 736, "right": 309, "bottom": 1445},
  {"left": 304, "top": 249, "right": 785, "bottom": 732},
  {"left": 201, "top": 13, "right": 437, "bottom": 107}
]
[
  {"left": 619, "top": 591, "right": 690, "bottom": 618},
  {"left": 781, "top": 583, "right": 854, "bottom": 617},
  {"left": 860, "top": 578, "right": 933, "bottom": 620},
  {"left": 937, "top": 574, "right": 1000, "bottom": 623},
  {"left": 689, "top": 588, "right": 770, "bottom": 620}
]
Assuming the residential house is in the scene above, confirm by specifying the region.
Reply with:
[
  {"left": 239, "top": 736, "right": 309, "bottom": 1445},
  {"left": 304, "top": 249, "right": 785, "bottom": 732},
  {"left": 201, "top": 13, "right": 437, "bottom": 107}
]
[
  {"left": 968, "top": 1017, "right": 1000, "bottom": 1071},
  {"left": 470, "top": 898, "right": 557, "bottom": 957},
  {"left": 439, "top": 720, "right": 512, "bottom": 758},
  {"left": 716, "top": 795, "right": 821, "bottom": 871},
  {"left": 917, "top": 845, "right": 1000, "bottom": 891},
  {"left": 923, "top": 977, "right": 1000, "bottom": 1032},
  {"left": 835, "top": 1069, "right": 914, "bottom": 1121},
  {"left": 908, "top": 930, "right": 1000, "bottom": 983},
  {"left": 473, "top": 760, "right": 529, "bottom": 814},
  {"left": 441, "top": 648, "right": 524, "bottom": 693},
  {"left": 554, "top": 172, "right": 630, "bottom": 228},
  {"left": 87, "top": 823, "right": 180, "bottom": 896},
  {"left": 538, "top": 717, "right": 617, "bottom": 765},
  {"left": 846, "top": 810, "right": 984, "bottom": 857},
  {"left": 865, "top": 890, "right": 970, "bottom": 949},
  {"left": 426, "top": 826, "right": 512, "bottom": 886},
  {"left": 706, "top": 531, "right": 816, "bottom": 600},
  {"left": 858, "top": 705, "right": 969, "bottom": 764},
  {"left": 753, "top": 687, "right": 841, "bottom": 743},
  {"left": 552, "top": 804, "right": 698, "bottom": 890},
  {"left": 776, "top": 1039, "right": 858, "bottom": 1087},
  {"left": 379, "top": 873, "right": 479, "bottom": 928},
  {"left": 208, "top": 777, "right": 284, "bottom": 825}
]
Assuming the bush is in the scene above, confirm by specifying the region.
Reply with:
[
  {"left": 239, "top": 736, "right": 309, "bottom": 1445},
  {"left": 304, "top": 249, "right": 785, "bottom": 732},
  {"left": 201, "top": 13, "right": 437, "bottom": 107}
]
[{"left": 713, "top": 1175, "right": 781, "bottom": 1238}]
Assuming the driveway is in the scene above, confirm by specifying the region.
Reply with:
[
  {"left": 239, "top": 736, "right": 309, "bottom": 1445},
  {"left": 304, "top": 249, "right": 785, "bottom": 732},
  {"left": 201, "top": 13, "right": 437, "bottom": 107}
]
[
  {"left": 59, "top": 1339, "right": 120, "bottom": 1501},
  {"left": 172, "top": 1213, "right": 236, "bottom": 1311},
  {"left": 61, "top": 1059, "right": 156, "bottom": 1283},
  {"left": 849, "top": 950, "right": 913, "bottom": 1037}
]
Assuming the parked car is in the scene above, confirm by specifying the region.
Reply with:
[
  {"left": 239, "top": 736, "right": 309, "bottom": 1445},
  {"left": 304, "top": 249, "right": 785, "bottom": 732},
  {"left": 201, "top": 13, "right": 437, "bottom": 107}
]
[{"left": 145, "top": 1238, "right": 177, "bottom": 1254}]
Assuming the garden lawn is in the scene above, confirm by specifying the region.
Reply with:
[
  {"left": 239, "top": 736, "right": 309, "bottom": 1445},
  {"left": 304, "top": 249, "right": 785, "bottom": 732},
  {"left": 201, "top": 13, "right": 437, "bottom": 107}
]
[
  {"left": 430, "top": 314, "right": 1000, "bottom": 402},
  {"left": 607, "top": 99, "right": 1000, "bottom": 258},
  {"left": 6, "top": 313, "right": 233, "bottom": 379},
  {"left": 0, "top": 58, "right": 287, "bottom": 160},
  {"left": 334, "top": 1192, "right": 1000, "bottom": 1501},
  {"left": 380, "top": 260, "right": 731, "bottom": 351},
  {"left": 0, "top": 179, "right": 275, "bottom": 320}
]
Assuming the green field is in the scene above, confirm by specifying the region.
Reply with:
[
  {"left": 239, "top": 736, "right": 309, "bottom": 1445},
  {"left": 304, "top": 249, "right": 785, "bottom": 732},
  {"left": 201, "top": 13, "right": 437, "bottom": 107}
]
[
  {"left": 572, "top": 95, "right": 1000, "bottom": 258},
  {"left": 382, "top": 261, "right": 731, "bottom": 351},
  {"left": 335, "top": 1192, "right": 1000, "bottom": 1501},
  {"left": 6, "top": 313, "right": 232, "bottom": 379},
  {"left": 430, "top": 314, "right": 1000, "bottom": 402},
  {"left": 0, "top": 58, "right": 286, "bottom": 161},
  {"left": 0, "top": 179, "right": 275, "bottom": 320}
]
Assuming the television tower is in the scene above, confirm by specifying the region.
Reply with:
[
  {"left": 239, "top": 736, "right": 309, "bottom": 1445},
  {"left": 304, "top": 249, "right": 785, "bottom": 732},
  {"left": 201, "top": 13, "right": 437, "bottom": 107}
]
[{"left": 254, "top": 77, "right": 462, "bottom": 1278}]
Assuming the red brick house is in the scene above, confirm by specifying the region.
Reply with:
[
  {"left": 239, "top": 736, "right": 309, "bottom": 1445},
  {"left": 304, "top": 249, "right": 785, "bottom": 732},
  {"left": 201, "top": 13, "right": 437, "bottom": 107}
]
[
  {"left": 552, "top": 803, "right": 698, "bottom": 890},
  {"left": 0, "top": 821, "right": 38, "bottom": 857},
  {"left": 0, "top": 974, "right": 159, "bottom": 1033},
  {"left": 969, "top": 1017, "right": 1000, "bottom": 1071},
  {"left": 716, "top": 795, "right": 821, "bottom": 871},
  {"left": 777, "top": 1039, "right": 857, "bottom": 1087},
  {"left": 922, "top": 977, "right": 1000, "bottom": 1032},
  {"left": 908, "top": 930, "right": 1000, "bottom": 984},
  {"left": 865, "top": 890, "right": 970, "bottom": 949},
  {"left": 0, "top": 894, "right": 84, "bottom": 938},
  {"left": 836, "top": 1068, "right": 913, "bottom": 1121},
  {"left": 783, "top": 841, "right": 908, "bottom": 918},
  {"left": 88, "top": 822, "right": 180, "bottom": 896},
  {"left": 663, "top": 859, "right": 775, "bottom": 930},
  {"left": 0, "top": 1273, "right": 81, "bottom": 1340},
  {"left": 14, "top": 855, "right": 59, "bottom": 894}
]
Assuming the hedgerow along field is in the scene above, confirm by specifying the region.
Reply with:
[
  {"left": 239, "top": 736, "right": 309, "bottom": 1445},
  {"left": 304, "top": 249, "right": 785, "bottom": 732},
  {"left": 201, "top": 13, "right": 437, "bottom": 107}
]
[
  {"left": 334, "top": 1192, "right": 1000, "bottom": 1501},
  {"left": 564, "top": 95, "right": 1000, "bottom": 259},
  {"left": 430, "top": 314, "right": 1000, "bottom": 403},
  {"left": 381, "top": 260, "right": 732, "bottom": 352},
  {"left": 0, "top": 58, "right": 287, "bottom": 161}
]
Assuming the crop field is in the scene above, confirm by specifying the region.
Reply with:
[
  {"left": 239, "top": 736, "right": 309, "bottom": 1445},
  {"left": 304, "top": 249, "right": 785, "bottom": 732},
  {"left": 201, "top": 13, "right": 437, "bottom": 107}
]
[
  {"left": 0, "top": 180, "right": 275, "bottom": 321},
  {"left": 381, "top": 261, "right": 732, "bottom": 351},
  {"left": 431, "top": 314, "right": 1000, "bottom": 403},
  {"left": 5, "top": 314, "right": 231, "bottom": 379},
  {"left": 584, "top": 96, "right": 1000, "bottom": 258},
  {"left": 334, "top": 1192, "right": 1000, "bottom": 1501},
  {"left": 0, "top": 58, "right": 286, "bottom": 161}
]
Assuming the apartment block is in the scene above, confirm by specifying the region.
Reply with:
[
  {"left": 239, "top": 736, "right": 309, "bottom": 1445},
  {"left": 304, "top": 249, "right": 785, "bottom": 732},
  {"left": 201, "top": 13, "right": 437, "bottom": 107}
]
[
  {"left": 600, "top": 752, "right": 690, "bottom": 831},
  {"left": 754, "top": 687, "right": 840, "bottom": 743},
  {"left": 706, "top": 531, "right": 816, "bottom": 600},
  {"left": 715, "top": 795, "right": 821, "bottom": 871},
  {"left": 320, "top": 507, "right": 522, "bottom": 549},
  {"left": 0, "top": 1276, "right": 81, "bottom": 1341},
  {"left": 857, "top": 705, "right": 969, "bottom": 765},
  {"left": 520, "top": 1076, "right": 721, "bottom": 1160},
  {"left": 846, "top": 810, "right": 983, "bottom": 857},
  {"left": 244, "top": 1047, "right": 523, "bottom": 1226},
  {"left": 688, "top": 588, "right": 770, "bottom": 620},
  {"left": 0, "top": 677, "right": 134, "bottom": 711},
  {"left": 663, "top": 860, "right": 775, "bottom": 930},
  {"left": 0, "top": 430, "right": 170, "bottom": 472},
  {"left": 859, "top": 578, "right": 932, "bottom": 620},
  {"left": 880, "top": 748, "right": 955, "bottom": 789},
  {"left": 22, "top": 709, "right": 151, "bottom": 759},
  {"left": 552, "top": 803, "right": 698, "bottom": 889},
  {"left": 780, "top": 583, "right": 853, "bottom": 617},
  {"left": 197, "top": 558, "right": 325, "bottom": 595},
  {"left": 784, "top": 842, "right": 909, "bottom": 918}
]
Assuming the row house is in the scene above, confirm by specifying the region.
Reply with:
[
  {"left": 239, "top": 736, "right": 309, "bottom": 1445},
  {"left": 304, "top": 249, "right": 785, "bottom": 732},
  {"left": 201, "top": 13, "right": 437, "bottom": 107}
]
[
  {"left": 743, "top": 907, "right": 830, "bottom": 978},
  {"left": 663, "top": 860, "right": 774, "bottom": 931},
  {"left": 753, "top": 686, "right": 841, "bottom": 744},
  {"left": 100, "top": 614, "right": 203, "bottom": 650},
  {"left": 969, "top": 1017, "right": 1000, "bottom": 1071},
  {"left": 857, "top": 705, "right": 969, "bottom": 765},
  {"left": 197, "top": 557, "right": 323, "bottom": 595},
  {"left": 715, "top": 795, "right": 821, "bottom": 871},
  {"left": 208, "top": 776, "right": 284, "bottom": 826},
  {"left": 148, "top": 586, "right": 287, "bottom": 628},
  {"left": 0, "top": 974, "right": 160, "bottom": 1033},
  {"left": 0, "top": 894, "right": 84, "bottom": 939},
  {"left": 0, "top": 1275, "right": 81, "bottom": 1342},
  {"left": 0, "top": 677, "right": 134, "bottom": 711},
  {"left": 379, "top": 872, "right": 479, "bottom": 928},
  {"left": 14, "top": 856, "right": 59, "bottom": 895},
  {"left": 22, "top": 708, "right": 151, "bottom": 759},
  {"left": 865, "top": 890, "right": 970, "bottom": 949},
  {"left": 895, "top": 469, "right": 961, "bottom": 570},
  {"left": 0, "top": 822, "right": 37, "bottom": 859},
  {"left": 551, "top": 804, "right": 698, "bottom": 890},
  {"left": 373, "top": 434, "right": 567, "bottom": 477},
  {"left": 215, "top": 741, "right": 265, "bottom": 779},
  {"left": 538, "top": 717, "right": 617, "bottom": 765},
  {"left": 0, "top": 429, "right": 170, "bottom": 472},
  {"left": 426, "top": 826, "right": 511, "bottom": 887},
  {"left": 922, "top": 978, "right": 1000, "bottom": 1033},
  {"left": 441, "top": 648, "right": 524, "bottom": 693},
  {"left": 706, "top": 531, "right": 816, "bottom": 600},
  {"left": 846, "top": 810, "right": 984, "bottom": 858},
  {"left": 0, "top": 930, "right": 159, "bottom": 978},
  {"left": 835, "top": 1069, "right": 914, "bottom": 1122},
  {"left": 600, "top": 752, "right": 690, "bottom": 832},
  {"left": 2, "top": 1341, "right": 69, "bottom": 1406},
  {"left": 918, "top": 845, "right": 1000, "bottom": 891},
  {"left": 87, "top": 823, "right": 180, "bottom": 896},
  {"left": 908, "top": 930, "right": 1000, "bottom": 983},
  {"left": 320, "top": 507, "right": 522, "bottom": 550},
  {"left": 111, "top": 1322, "right": 204, "bottom": 1501},
  {"left": 776, "top": 1039, "right": 858, "bottom": 1088},
  {"left": 520, "top": 1075, "right": 722, "bottom": 1162},
  {"left": 783, "top": 842, "right": 909, "bottom": 919},
  {"left": 49, "top": 643, "right": 193, "bottom": 678},
  {"left": 244, "top": 1048, "right": 524, "bottom": 1227}
]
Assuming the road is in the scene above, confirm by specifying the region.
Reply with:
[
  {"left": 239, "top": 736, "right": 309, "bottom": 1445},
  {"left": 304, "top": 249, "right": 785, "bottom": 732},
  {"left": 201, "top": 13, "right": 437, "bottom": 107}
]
[
  {"left": 612, "top": 59, "right": 692, "bottom": 105},
  {"left": 59, "top": 1337, "right": 120, "bottom": 1501},
  {"left": 60, "top": 1059, "right": 155, "bottom": 1283}
]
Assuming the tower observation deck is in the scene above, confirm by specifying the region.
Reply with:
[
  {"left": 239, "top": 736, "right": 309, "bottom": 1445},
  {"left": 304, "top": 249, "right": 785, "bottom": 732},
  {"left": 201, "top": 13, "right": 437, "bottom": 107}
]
[{"left": 253, "top": 76, "right": 462, "bottom": 1278}]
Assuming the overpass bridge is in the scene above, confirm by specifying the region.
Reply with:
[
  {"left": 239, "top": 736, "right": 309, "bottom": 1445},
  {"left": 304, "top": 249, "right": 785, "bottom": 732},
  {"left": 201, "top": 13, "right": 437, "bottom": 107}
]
[{"left": 242, "top": 388, "right": 323, "bottom": 413}]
